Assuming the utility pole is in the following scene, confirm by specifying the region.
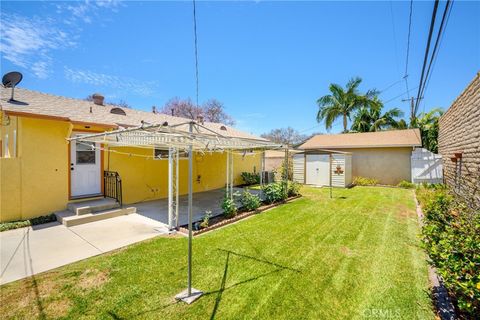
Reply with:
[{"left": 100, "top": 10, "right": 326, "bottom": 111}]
[{"left": 402, "top": 96, "right": 422, "bottom": 127}]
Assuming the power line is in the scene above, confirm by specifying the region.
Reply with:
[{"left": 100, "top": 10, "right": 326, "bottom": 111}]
[
  {"left": 192, "top": 0, "right": 200, "bottom": 108},
  {"left": 384, "top": 85, "right": 419, "bottom": 104},
  {"left": 404, "top": 0, "right": 413, "bottom": 96},
  {"left": 414, "top": 0, "right": 439, "bottom": 115},
  {"left": 419, "top": 0, "right": 454, "bottom": 113},
  {"left": 379, "top": 78, "right": 404, "bottom": 93},
  {"left": 421, "top": 1, "right": 454, "bottom": 113}
]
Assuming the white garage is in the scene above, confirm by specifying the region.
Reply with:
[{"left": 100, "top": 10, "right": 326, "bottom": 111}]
[{"left": 293, "top": 151, "right": 352, "bottom": 188}]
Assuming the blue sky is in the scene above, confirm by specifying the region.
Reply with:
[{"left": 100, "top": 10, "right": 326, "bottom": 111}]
[{"left": 1, "top": 1, "right": 478, "bottom": 135}]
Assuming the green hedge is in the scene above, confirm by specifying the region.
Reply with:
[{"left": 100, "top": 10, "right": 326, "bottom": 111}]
[
  {"left": 417, "top": 186, "right": 480, "bottom": 318},
  {"left": 0, "top": 214, "right": 57, "bottom": 232}
]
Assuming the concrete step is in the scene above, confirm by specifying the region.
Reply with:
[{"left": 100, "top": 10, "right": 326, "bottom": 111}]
[
  {"left": 67, "top": 198, "right": 120, "bottom": 215},
  {"left": 56, "top": 207, "right": 137, "bottom": 227}
]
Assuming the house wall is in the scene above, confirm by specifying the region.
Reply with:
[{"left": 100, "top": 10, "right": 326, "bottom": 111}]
[
  {"left": 0, "top": 114, "right": 261, "bottom": 222},
  {"left": 438, "top": 72, "right": 480, "bottom": 208},
  {"left": 1, "top": 116, "right": 71, "bottom": 222},
  {"left": 333, "top": 147, "right": 413, "bottom": 185},
  {"left": 107, "top": 147, "right": 261, "bottom": 204}
]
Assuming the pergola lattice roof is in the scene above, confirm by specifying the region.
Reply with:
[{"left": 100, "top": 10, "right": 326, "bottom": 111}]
[{"left": 68, "top": 121, "right": 283, "bottom": 151}]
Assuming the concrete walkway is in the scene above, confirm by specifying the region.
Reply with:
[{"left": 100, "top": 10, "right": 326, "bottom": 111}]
[{"left": 0, "top": 214, "right": 168, "bottom": 285}]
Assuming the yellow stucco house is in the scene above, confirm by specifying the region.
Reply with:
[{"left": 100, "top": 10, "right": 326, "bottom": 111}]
[{"left": 0, "top": 88, "right": 266, "bottom": 223}]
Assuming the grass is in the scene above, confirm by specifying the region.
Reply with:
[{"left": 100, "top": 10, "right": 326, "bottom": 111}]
[{"left": 0, "top": 187, "right": 434, "bottom": 319}]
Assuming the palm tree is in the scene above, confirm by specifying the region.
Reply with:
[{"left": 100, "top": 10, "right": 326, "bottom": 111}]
[
  {"left": 317, "top": 77, "right": 376, "bottom": 132},
  {"left": 415, "top": 108, "right": 443, "bottom": 153},
  {"left": 351, "top": 97, "right": 405, "bottom": 132}
]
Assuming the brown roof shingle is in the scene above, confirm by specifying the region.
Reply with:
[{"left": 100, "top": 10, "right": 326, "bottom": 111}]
[
  {"left": 298, "top": 129, "right": 422, "bottom": 149},
  {"left": 0, "top": 87, "right": 265, "bottom": 141}
]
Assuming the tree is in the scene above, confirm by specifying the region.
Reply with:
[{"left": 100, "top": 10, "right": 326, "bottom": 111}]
[
  {"left": 202, "top": 99, "right": 235, "bottom": 125},
  {"left": 351, "top": 96, "right": 405, "bottom": 132},
  {"left": 160, "top": 97, "right": 202, "bottom": 119},
  {"left": 160, "top": 97, "right": 235, "bottom": 125},
  {"left": 317, "top": 77, "right": 377, "bottom": 133},
  {"left": 260, "top": 127, "right": 308, "bottom": 145},
  {"left": 414, "top": 108, "right": 443, "bottom": 153}
]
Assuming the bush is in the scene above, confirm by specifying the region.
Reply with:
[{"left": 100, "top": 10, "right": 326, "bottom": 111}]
[
  {"left": 262, "top": 183, "right": 285, "bottom": 204},
  {"left": 0, "top": 214, "right": 57, "bottom": 232},
  {"left": 200, "top": 210, "right": 212, "bottom": 229},
  {"left": 353, "top": 176, "right": 379, "bottom": 186},
  {"left": 221, "top": 197, "right": 237, "bottom": 219},
  {"left": 397, "top": 180, "right": 415, "bottom": 189},
  {"left": 241, "top": 191, "right": 261, "bottom": 211},
  {"left": 240, "top": 172, "right": 260, "bottom": 186},
  {"left": 288, "top": 181, "right": 301, "bottom": 197},
  {"left": 418, "top": 187, "right": 480, "bottom": 317}
]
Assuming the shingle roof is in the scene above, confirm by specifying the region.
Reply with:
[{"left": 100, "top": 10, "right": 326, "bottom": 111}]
[
  {"left": 0, "top": 87, "right": 265, "bottom": 141},
  {"left": 298, "top": 129, "right": 422, "bottom": 149}
]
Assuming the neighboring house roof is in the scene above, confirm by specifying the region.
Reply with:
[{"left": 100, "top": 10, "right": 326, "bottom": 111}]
[
  {"left": 298, "top": 129, "right": 422, "bottom": 149},
  {"left": 265, "top": 150, "right": 285, "bottom": 158},
  {"left": 0, "top": 87, "right": 265, "bottom": 141}
]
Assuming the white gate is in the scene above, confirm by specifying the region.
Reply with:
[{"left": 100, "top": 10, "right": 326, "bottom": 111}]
[{"left": 411, "top": 148, "right": 443, "bottom": 184}]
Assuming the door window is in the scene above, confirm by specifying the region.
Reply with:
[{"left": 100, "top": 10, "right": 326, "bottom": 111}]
[{"left": 76, "top": 142, "right": 96, "bottom": 164}]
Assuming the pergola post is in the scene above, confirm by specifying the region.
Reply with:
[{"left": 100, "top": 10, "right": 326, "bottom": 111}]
[
  {"left": 187, "top": 123, "right": 193, "bottom": 295},
  {"left": 175, "top": 149, "right": 180, "bottom": 228},
  {"left": 283, "top": 146, "right": 289, "bottom": 197},
  {"left": 230, "top": 151, "right": 234, "bottom": 200},
  {"left": 329, "top": 153, "right": 333, "bottom": 199},
  {"left": 226, "top": 151, "right": 230, "bottom": 197},
  {"left": 168, "top": 147, "right": 174, "bottom": 230},
  {"left": 175, "top": 121, "right": 203, "bottom": 304},
  {"left": 260, "top": 150, "right": 265, "bottom": 187}
]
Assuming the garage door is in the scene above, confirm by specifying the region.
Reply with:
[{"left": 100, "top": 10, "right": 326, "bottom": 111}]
[{"left": 306, "top": 154, "right": 330, "bottom": 186}]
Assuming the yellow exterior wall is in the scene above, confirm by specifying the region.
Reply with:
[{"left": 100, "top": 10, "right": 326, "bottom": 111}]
[
  {"left": 1, "top": 116, "right": 71, "bottom": 222},
  {"left": 338, "top": 147, "right": 413, "bottom": 185},
  {"left": 0, "top": 114, "right": 261, "bottom": 222},
  {"left": 106, "top": 147, "right": 261, "bottom": 204}
]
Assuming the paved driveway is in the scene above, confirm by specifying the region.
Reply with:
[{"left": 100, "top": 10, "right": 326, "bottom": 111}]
[{"left": 0, "top": 214, "right": 168, "bottom": 285}]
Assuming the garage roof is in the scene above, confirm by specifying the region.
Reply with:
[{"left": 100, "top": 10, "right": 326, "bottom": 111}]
[{"left": 298, "top": 129, "right": 422, "bottom": 149}]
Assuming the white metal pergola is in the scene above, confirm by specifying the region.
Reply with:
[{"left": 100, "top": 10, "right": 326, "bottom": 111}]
[{"left": 68, "top": 120, "right": 284, "bottom": 303}]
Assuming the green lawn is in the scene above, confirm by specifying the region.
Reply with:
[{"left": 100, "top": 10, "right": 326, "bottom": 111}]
[{"left": 1, "top": 187, "right": 434, "bottom": 319}]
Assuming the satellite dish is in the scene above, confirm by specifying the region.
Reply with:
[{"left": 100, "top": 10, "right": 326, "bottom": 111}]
[{"left": 2, "top": 71, "right": 23, "bottom": 102}]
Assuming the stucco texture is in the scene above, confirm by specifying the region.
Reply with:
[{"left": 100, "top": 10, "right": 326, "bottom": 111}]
[
  {"left": 1, "top": 117, "right": 70, "bottom": 221},
  {"left": 1, "top": 115, "right": 261, "bottom": 222},
  {"left": 333, "top": 147, "right": 413, "bottom": 185},
  {"left": 106, "top": 147, "right": 261, "bottom": 204}
]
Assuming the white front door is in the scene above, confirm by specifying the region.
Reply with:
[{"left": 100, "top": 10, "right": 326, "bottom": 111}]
[
  {"left": 70, "top": 136, "right": 101, "bottom": 197},
  {"left": 306, "top": 154, "right": 330, "bottom": 186}
]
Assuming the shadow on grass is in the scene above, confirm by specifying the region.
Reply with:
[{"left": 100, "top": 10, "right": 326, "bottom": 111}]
[
  {"left": 107, "top": 300, "right": 180, "bottom": 319},
  {"left": 205, "top": 248, "right": 301, "bottom": 319}
]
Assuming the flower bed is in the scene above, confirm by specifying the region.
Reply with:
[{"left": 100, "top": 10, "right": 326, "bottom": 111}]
[{"left": 178, "top": 195, "right": 301, "bottom": 236}]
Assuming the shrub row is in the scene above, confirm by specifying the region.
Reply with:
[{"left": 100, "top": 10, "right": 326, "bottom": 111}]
[
  {"left": 219, "top": 182, "right": 301, "bottom": 221},
  {"left": 0, "top": 214, "right": 57, "bottom": 232},
  {"left": 240, "top": 172, "right": 260, "bottom": 186},
  {"left": 353, "top": 176, "right": 379, "bottom": 186},
  {"left": 416, "top": 185, "right": 480, "bottom": 318}
]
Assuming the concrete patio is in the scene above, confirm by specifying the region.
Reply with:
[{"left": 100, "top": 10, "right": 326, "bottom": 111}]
[{"left": 133, "top": 187, "right": 264, "bottom": 226}]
